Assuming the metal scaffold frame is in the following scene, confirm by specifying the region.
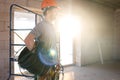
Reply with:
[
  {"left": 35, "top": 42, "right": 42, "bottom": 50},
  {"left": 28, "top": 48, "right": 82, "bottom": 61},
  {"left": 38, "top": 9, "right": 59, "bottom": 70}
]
[{"left": 8, "top": 4, "right": 44, "bottom": 80}]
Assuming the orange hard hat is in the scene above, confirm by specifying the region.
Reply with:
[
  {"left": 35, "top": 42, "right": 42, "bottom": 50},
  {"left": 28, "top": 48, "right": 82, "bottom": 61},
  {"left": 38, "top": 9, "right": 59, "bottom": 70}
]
[{"left": 41, "top": 0, "right": 57, "bottom": 9}]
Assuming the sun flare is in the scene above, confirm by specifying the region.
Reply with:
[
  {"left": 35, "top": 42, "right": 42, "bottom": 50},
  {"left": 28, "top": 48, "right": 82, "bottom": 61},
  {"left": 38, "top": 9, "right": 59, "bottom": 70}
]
[{"left": 57, "top": 14, "right": 81, "bottom": 38}]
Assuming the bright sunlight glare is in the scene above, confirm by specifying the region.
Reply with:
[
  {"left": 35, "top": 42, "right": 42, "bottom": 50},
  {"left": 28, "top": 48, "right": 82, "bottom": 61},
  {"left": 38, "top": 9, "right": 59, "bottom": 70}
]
[
  {"left": 57, "top": 14, "right": 81, "bottom": 65},
  {"left": 57, "top": 14, "right": 81, "bottom": 37}
]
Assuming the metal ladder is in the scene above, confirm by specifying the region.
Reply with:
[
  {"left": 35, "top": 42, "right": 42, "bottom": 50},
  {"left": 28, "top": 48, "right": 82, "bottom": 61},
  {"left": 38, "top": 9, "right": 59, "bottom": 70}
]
[{"left": 8, "top": 4, "right": 43, "bottom": 80}]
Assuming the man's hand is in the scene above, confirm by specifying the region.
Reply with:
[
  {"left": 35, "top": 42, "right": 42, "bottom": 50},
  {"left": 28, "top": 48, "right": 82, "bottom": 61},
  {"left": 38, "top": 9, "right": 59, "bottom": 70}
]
[{"left": 24, "top": 33, "right": 35, "bottom": 51}]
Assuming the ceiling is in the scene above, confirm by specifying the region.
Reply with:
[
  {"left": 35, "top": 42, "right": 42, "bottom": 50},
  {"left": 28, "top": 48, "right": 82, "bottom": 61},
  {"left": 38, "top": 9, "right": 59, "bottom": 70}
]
[
  {"left": 38, "top": 0, "right": 120, "bottom": 9},
  {"left": 88, "top": 0, "right": 120, "bottom": 9}
]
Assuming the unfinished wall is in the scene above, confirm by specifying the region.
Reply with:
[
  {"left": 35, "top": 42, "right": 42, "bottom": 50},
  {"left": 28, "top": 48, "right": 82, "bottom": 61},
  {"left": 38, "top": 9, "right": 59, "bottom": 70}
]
[
  {"left": 113, "top": 9, "right": 120, "bottom": 60},
  {"left": 73, "top": 0, "right": 115, "bottom": 66},
  {"left": 0, "top": 0, "right": 41, "bottom": 79},
  {"left": 0, "top": 0, "right": 117, "bottom": 79}
]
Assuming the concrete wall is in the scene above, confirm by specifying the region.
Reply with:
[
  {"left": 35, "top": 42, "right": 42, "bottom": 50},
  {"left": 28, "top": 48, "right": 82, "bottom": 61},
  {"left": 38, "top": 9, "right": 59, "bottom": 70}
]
[
  {"left": 73, "top": 0, "right": 115, "bottom": 66},
  {"left": 0, "top": 0, "right": 118, "bottom": 79},
  {"left": 0, "top": 0, "right": 41, "bottom": 79},
  {"left": 113, "top": 9, "right": 120, "bottom": 60}
]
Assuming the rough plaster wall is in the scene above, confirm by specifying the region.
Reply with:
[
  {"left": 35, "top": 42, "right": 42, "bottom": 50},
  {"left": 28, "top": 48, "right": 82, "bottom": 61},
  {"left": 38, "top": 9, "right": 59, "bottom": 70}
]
[
  {"left": 0, "top": 0, "right": 41, "bottom": 80},
  {"left": 114, "top": 9, "right": 120, "bottom": 60},
  {"left": 0, "top": 0, "right": 116, "bottom": 79},
  {"left": 73, "top": 0, "right": 115, "bottom": 66}
]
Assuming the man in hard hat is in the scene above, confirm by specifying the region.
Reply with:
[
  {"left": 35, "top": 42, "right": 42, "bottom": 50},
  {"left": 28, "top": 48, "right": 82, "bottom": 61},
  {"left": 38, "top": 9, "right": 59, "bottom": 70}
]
[
  {"left": 24, "top": 0, "right": 59, "bottom": 80},
  {"left": 24, "top": 0, "right": 58, "bottom": 51}
]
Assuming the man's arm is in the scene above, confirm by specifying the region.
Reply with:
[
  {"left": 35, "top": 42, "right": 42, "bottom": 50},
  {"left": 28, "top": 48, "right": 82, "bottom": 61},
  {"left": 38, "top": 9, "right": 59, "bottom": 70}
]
[{"left": 24, "top": 33, "right": 35, "bottom": 51}]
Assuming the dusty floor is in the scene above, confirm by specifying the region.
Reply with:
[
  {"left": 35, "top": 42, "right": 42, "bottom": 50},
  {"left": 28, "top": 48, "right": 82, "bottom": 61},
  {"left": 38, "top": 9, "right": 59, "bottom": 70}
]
[{"left": 14, "top": 61, "right": 120, "bottom": 80}]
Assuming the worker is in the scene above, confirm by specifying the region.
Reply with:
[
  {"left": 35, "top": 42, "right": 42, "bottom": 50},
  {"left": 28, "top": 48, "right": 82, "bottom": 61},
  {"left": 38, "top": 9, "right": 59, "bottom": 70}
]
[{"left": 24, "top": 0, "right": 59, "bottom": 80}]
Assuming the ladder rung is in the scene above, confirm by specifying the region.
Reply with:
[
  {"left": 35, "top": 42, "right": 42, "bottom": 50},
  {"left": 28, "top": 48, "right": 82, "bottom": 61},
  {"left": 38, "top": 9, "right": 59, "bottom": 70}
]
[
  {"left": 11, "top": 73, "right": 35, "bottom": 78},
  {"left": 11, "top": 44, "right": 25, "bottom": 46},
  {"left": 10, "top": 58, "right": 18, "bottom": 62},
  {"left": 11, "top": 29, "right": 32, "bottom": 31}
]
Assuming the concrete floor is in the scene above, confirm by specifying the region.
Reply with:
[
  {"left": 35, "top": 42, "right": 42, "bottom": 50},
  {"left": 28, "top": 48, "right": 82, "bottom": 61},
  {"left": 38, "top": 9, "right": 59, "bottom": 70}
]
[
  {"left": 15, "top": 61, "right": 120, "bottom": 80},
  {"left": 64, "top": 61, "right": 120, "bottom": 80}
]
